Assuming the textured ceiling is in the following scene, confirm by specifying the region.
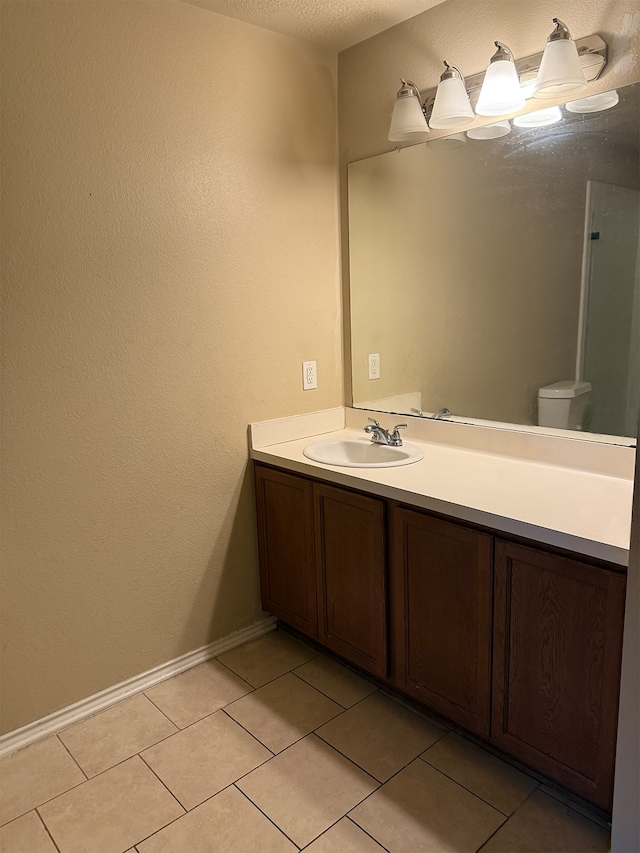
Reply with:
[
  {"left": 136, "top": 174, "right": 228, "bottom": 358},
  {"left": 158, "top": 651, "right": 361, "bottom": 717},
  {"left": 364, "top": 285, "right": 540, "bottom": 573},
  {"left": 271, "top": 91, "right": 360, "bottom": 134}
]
[{"left": 182, "top": 0, "right": 448, "bottom": 51}]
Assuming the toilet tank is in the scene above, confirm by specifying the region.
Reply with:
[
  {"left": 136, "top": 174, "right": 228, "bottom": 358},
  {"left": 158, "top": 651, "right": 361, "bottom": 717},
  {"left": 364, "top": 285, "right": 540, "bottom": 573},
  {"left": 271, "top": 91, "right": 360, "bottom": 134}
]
[{"left": 538, "top": 380, "right": 592, "bottom": 430}]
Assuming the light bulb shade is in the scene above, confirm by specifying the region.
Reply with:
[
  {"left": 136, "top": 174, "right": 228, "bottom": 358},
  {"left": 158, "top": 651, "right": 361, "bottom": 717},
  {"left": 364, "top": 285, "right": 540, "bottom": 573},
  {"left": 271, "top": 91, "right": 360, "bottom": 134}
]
[
  {"left": 533, "top": 39, "right": 587, "bottom": 99},
  {"left": 429, "top": 76, "right": 474, "bottom": 128},
  {"left": 388, "top": 92, "right": 430, "bottom": 142},
  {"left": 476, "top": 59, "right": 525, "bottom": 116},
  {"left": 513, "top": 105, "right": 562, "bottom": 127},
  {"left": 427, "top": 132, "right": 467, "bottom": 150},
  {"left": 565, "top": 90, "right": 619, "bottom": 113},
  {"left": 466, "top": 120, "right": 511, "bottom": 140}
]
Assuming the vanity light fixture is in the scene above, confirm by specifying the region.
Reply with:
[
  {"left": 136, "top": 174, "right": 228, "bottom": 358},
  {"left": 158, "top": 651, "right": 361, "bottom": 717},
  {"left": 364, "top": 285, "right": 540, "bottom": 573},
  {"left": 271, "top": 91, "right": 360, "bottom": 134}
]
[
  {"left": 389, "top": 22, "right": 607, "bottom": 143},
  {"left": 429, "top": 62, "right": 474, "bottom": 128},
  {"left": 388, "top": 79, "right": 430, "bottom": 142},
  {"left": 513, "top": 105, "right": 562, "bottom": 127},
  {"left": 533, "top": 18, "right": 587, "bottom": 99},
  {"left": 476, "top": 42, "right": 525, "bottom": 116}
]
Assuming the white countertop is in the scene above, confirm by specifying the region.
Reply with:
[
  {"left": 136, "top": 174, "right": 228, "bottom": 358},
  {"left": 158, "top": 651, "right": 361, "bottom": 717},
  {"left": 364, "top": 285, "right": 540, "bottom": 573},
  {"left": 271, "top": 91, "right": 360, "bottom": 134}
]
[{"left": 250, "top": 408, "right": 636, "bottom": 567}]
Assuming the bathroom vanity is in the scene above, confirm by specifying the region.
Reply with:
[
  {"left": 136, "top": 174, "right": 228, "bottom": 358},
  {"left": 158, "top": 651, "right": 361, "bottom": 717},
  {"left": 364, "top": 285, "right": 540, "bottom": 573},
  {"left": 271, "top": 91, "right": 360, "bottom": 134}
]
[{"left": 250, "top": 408, "right": 634, "bottom": 813}]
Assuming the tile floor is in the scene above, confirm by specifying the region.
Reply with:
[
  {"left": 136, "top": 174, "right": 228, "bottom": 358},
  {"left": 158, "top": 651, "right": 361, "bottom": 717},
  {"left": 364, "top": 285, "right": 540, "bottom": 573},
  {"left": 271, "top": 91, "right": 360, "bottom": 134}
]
[{"left": 0, "top": 629, "right": 611, "bottom": 853}]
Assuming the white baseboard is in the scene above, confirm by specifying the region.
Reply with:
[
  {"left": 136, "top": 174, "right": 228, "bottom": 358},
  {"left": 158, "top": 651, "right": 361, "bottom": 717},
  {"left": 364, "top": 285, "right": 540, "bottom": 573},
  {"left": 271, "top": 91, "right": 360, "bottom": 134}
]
[{"left": 0, "top": 615, "right": 277, "bottom": 759}]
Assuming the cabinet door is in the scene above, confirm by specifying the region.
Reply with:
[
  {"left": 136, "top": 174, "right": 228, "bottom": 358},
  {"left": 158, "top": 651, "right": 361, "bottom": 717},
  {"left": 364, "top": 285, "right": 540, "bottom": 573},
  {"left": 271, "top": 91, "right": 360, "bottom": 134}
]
[
  {"left": 254, "top": 465, "right": 317, "bottom": 638},
  {"left": 492, "top": 540, "right": 626, "bottom": 811},
  {"left": 314, "top": 483, "right": 387, "bottom": 678},
  {"left": 390, "top": 507, "right": 493, "bottom": 737}
]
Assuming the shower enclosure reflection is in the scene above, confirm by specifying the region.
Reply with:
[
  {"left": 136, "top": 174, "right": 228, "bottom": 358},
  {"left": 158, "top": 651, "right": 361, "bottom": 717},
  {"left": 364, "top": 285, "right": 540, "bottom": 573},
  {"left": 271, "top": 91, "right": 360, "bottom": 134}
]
[{"left": 348, "top": 83, "right": 640, "bottom": 438}]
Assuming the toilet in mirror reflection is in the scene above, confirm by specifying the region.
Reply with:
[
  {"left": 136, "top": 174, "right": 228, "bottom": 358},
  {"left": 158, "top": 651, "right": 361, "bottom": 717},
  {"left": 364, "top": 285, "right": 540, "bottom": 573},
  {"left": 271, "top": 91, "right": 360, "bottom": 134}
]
[{"left": 537, "top": 380, "right": 591, "bottom": 430}]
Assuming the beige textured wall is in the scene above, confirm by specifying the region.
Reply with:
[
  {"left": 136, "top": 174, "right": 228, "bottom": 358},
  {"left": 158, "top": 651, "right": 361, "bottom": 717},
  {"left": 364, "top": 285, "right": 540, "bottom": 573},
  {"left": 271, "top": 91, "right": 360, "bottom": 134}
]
[
  {"left": 1, "top": 1, "right": 341, "bottom": 734},
  {"left": 339, "top": 0, "right": 640, "bottom": 402}
]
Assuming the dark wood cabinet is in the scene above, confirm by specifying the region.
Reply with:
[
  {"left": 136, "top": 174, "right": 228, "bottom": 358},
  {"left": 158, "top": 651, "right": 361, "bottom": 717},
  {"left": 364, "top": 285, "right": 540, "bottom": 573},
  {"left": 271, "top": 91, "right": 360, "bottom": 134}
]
[
  {"left": 254, "top": 461, "right": 627, "bottom": 812},
  {"left": 254, "top": 466, "right": 317, "bottom": 637},
  {"left": 390, "top": 507, "right": 493, "bottom": 737},
  {"left": 314, "top": 483, "right": 387, "bottom": 678},
  {"left": 254, "top": 465, "right": 387, "bottom": 677},
  {"left": 492, "top": 540, "right": 626, "bottom": 811}
]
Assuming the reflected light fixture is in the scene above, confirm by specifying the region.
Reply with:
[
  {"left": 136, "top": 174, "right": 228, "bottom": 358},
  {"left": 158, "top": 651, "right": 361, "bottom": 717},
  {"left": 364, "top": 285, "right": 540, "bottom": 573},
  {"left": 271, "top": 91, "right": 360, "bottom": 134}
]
[
  {"left": 513, "top": 105, "right": 562, "bottom": 127},
  {"left": 429, "top": 62, "right": 474, "bottom": 128},
  {"left": 533, "top": 18, "right": 587, "bottom": 99},
  {"left": 388, "top": 80, "right": 430, "bottom": 142},
  {"left": 476, "top": 42, "right": 525, "bottom": 116},
  {"left": 466, "top": 120, "right": 511, "bottom": 140},
  {"left": 565, "top": 90, "right": 619, "bottom": 113},
  {"left": 427, "top": 132, "right": 467, "bottom": 150}
]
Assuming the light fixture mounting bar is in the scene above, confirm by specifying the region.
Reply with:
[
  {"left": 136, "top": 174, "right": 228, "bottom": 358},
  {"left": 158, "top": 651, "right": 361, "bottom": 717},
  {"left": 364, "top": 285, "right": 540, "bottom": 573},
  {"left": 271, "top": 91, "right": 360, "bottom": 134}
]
[{"left": 421, "top": 33, "right": 606, "bottom": 115}]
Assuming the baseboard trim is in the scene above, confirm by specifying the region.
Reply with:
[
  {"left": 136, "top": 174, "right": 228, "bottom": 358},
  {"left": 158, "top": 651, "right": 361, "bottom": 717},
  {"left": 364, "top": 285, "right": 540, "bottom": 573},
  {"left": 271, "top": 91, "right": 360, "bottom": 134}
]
[{"left": 0, "top": 615, "right": 277, "bottom": 759}]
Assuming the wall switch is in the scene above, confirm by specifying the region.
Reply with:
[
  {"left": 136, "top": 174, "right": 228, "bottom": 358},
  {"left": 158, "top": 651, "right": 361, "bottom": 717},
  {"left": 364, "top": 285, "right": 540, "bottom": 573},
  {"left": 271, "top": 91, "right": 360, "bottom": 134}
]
[
  {"left": 368, "top": 353, "right": 381, "bottom": 380},
  {"left": 302, "top": 360, "right": 317, "bottom": 390}
]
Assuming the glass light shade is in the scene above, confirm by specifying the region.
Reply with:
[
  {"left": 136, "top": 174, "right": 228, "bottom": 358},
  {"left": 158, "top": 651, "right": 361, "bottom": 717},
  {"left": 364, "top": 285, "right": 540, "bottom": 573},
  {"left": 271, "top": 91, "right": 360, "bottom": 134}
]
[
  {"left": 429, "top": 76, "right": 474, "bottom": 128},
  {"left": 565, "top": 90, "right": 619, "bottom": 113},
  {"left": 533, "top": 39, "right": 587, "bottom": 99},
  {"left": 513, "top": 105, "right": 562, "bottom": 127},
  {"left": 476, "top": 60, "right": 525, "bottom": 116},
  {"left": 388, "top": 94, "right": 430, "bottom": 142},
  {"left": 466, "top": 120, "right": 511, "bottom": 140},
  {"left": 427, "top": 132, "right": 467, "bottom": 150}
]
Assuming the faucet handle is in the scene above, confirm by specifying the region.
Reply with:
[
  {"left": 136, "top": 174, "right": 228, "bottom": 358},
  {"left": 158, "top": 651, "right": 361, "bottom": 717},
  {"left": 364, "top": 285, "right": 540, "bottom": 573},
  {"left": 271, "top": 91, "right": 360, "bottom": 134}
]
[
  {"left": 392, "top": 424, "right": 408, "bottom": 432},
  {"left": 367, "top": 417, "right": 381, "bottom": 427}
]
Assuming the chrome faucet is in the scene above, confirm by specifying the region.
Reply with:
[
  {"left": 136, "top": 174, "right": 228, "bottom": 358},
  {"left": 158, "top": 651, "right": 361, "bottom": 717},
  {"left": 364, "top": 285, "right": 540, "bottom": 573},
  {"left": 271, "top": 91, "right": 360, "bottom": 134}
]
[
  {"left": 364, "top": 418, "right": 407, "bottom": 446},
  {"left": 432, "top": 408, "right": 451, "bottom": 420},
  {"left": 410, "top": 407, "right": 450, "bottom": 420}
]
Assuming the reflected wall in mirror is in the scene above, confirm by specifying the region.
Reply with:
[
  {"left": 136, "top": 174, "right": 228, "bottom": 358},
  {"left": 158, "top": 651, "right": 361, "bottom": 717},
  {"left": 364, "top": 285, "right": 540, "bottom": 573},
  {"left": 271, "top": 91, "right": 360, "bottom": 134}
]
[{"left": 349, "top": 83, "right": 640, "bottom": 439}]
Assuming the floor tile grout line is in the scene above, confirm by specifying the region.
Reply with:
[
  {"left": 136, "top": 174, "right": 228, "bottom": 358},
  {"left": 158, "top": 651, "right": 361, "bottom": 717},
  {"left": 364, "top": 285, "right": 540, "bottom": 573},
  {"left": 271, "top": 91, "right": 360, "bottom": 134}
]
[
  {"left": 34, "top": 808, "right": 62, "bottom": 853},
  {"left": 126, "top": 779, "right": 194, "bottom": 850},
  {"left": 222, "top": 668, "right": 347, "bottom": 720},
  {"left": 312, "top": 724, "right": 429, "bottom": 786},
  {"left": 216, "top": 707, "right": 277, "bottom": 758},
  {"left": 475, "top": 785, "right": 542, "bottom": 853},
  {"left": 376, "top": 686, "right": 452, "bottom": 733},
  {"left": 201, "top": 659, "right": 256, "bottom": 695},
  {"left": 54, "top": 733, "right": 88, "bottom": 781},
  {"left": 213, "top": 646, "right": 319, "bottom": 691},
  {"left": 294, "top": 811, "right": 392, "bottom": 853},
  {"left": 281, "top": 670, "right": 348, "bottom": 712},
  {"left": 138, "top": 752, "right": 189, "bottom": 814},
  {"left": 223, "top": 711, "right": 334, "bottom": 762},
  {"left": 343, "top": 751, "right": 444, "bottom": 818},
  {"left": 220, "top": 701, "right": 343, "bottom": 757},
  {"left": 2, "top": 769, "right": 93, "bottom": 829},
  {"left": 230, "top": 730, "right": 382, "bottom": 839},
  {"left": 342, "top": 752, "right": 512, "bottom": 852},
  {"left": 418, "top": 751, "right": 536, "bottom": 818},
  {"left": 146, "top": 691, "right": 251, "bottom": 733},
  {"left": 306, "top": 731, "right": 381, "bottom": 786},
  {"left": 141, "top": 690, "right": 189, "bottom": 729},
  {"left": 58, "top": 721, "right": 183, "bottom": 781},
  {"left": 288, "top": 668, "right": 373, "bottom": 710},
  {"left": 538, "top": 784, "right": 612, "bottom": 830},
  {"left": 233, "top": 783, "right": 302, "bottom": 850},
  {"left": 345, "top": 814, "right": 393, "bottom": 852}
]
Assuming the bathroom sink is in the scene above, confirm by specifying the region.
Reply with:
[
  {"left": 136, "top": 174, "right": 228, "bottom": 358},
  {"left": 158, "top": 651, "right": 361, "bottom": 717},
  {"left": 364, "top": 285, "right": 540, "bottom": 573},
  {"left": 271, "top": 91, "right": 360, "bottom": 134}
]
[{"left": 303, "top": 438, "right": 424, "bottom": 468}]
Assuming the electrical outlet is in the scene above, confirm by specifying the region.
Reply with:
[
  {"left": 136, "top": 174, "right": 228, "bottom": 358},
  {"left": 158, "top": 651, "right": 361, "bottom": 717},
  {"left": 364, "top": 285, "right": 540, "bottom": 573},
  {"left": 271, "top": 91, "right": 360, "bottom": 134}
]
[
  {"left": 368, "top": 353, "right": 381, "bottom": 380},
  {"left": 302, "top": 360, "right": 317, "bottom": 390}
]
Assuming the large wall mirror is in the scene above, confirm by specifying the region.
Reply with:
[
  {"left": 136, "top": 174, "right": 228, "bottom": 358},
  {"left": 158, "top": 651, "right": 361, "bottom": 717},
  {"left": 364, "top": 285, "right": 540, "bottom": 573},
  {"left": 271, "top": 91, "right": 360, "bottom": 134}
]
[{"left": 349, "top": 82, "right": 640, "bottom": 441}]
